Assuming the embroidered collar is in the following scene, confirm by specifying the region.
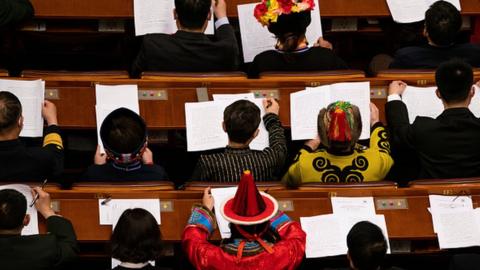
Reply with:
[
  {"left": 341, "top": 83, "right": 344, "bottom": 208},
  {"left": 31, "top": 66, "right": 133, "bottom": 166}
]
[
  {"left": 221, "top": 238, "right": 273, "bottom": 257},
  {"left": 275, "top": 46, "right": 310, "bottom": 54},
  {"left": 112, "top": 161, "right": 142, "bottom": 172}
]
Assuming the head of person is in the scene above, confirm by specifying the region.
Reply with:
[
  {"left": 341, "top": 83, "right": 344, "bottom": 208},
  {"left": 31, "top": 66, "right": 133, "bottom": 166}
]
[
  {"left": 254, "top": 0, "right": 315, "bottom": 52},
  {"left": 111, "top": 208, "right": 162, "bottom": 264},
  {"left": 318, "top": 101, "right": 362, "bottom": 153},
  {"left": 100, "top": 108, "right": 148, "bottom": 166},
  {"left": 0, "top": 91, "right": 23, "bottom": 139},
  {"left": 223, "top": 100, "right": 261, "bottom": 145},
  {"left": 0, "top": 189, "right": 29, "bottom": 234},
  {"left": 174, "top": 0, "right": 211, "bottom": 31},
  {"left": 435, "top": 59, "right": 474, "bottom": 105},
  {"left": 347, "top": 221, "right": 387, "bottom": 270},
  {"left": 425, "top": 1, "right": 461, "bottom": 46}
]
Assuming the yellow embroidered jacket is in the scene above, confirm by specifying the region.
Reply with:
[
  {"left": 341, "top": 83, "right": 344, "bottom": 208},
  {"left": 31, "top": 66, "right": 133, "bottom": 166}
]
[{"left": 283, "top": 123, "right": 393, "bottom": 185}]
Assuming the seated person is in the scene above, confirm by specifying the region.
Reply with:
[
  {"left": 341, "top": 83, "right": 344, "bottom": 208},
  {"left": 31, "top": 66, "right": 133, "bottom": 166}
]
[
  {"left": 0, "top": 0, "right": 34, "bottom": 27},
  {"left": 283, "top": 101, "right": 393, "bottom": 186},
  {"left": 0, "top": 92, "right": 63, "bottom": 181},
  {"left": 192, "top": 98, "right": 287, "bottom": 182},
  {"left": 182, "top": 171, "right": 306, "bottom": 269},
  {"left": 386, "top": 60, "right": 480, "bottom": 179},
  {"left": 248, "top": 0, "right": 347, "bottom": 78},
  {"left": 111, "top": 208, "right": 162, "bottom": 270},
  {"left": 131, "top": 0, "right": 239, "bottom": 77},
  {"left": 0, "top": 187, "right": 78, "bottom": 270},
  {"left": 390, "top": 1, "right": 480, "bottom": 69},
  {"left": 82, "top": 108, "right": 168, "bottom": 181}
]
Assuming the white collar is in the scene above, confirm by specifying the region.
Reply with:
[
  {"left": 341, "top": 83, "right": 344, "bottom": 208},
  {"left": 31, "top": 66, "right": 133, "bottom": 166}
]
[{"left": 119, "top": 262, "right": 150, "bottom": 269}]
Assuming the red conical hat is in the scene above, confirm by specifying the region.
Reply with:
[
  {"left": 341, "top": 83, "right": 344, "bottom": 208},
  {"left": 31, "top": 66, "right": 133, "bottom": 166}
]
[{"left": 221, "top": 170, "right": 278, "bottom": 225}]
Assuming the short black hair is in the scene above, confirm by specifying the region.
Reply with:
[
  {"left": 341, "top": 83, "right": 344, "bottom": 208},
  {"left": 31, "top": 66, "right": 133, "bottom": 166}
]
[
  {"left": 175, "top": 0, "right": 211, "bottom": 30},
  {"left": 435, "top": 59, "right": 473, "bottom": 103},
  {"left": 267, "top": 11, "right": 311, "bottom": 52},
  {"left": 223, "top": 100, "right": 261, "bottom": 144},
  {"left": 0, "top": 91, "right": 22, "bottom": 134},
  {"left": 111, "top": 208, "right": 162, "bottom": 263},
  {"left": 0, "top": 189, "right": 27, "bottom": 230},
  {"left": 425, "top": 1, "right": 461, "bottom": 46},
  {"left": 347, "top": 221, "right": 387, "bottom": 270}
]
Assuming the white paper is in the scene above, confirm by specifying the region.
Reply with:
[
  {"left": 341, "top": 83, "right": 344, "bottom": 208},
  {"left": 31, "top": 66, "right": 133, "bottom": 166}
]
[
  {"left": 429, "top": 195, "right": 473, "bottom": 233},
  {"left": 433, "top": 210, "right": 480, "bottom": 249},
  {"left": 212, "top": 93, "right": 255, "bottom": 101},
  {"left": 238, "top": 0, "right": 322, "bottom": 63},
  {"left": 402, "top": 86, "right": 443, "bottom": 124},
  {"left": 112, "top": 259, "right": 154, "bottom": 269},
  {"left": 98, "top": 199, "right": 161, "bottom": 226},
  {"left": 386, "top": 0, "right": 461, "bottom": 23},
  {"left": 210, "top": 187, "right": 237, "bottom": 238},
  {"left": 134, "top": 0, "right": 213, "bottom": 36},
  {"left": 468, "top": 85, "right": 480, "bottom": 117},
  {"left": 0, "top": 184, "right": 39, "bottom": 235},
  {"left": 0, "top": 79, "right": 45, "bottom": 137},
  {"left": 331, "top": 197, "right": 376, "bottom": 216}
]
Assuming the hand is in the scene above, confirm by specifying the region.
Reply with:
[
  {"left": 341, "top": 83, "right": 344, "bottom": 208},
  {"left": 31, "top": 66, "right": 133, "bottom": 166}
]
[
  {"left": 370, "top": 102, "right": 380, "bottom": 127},
  {"left": 388, "top": 80, "right": 407, "bottom": 96},
  {"left": 476, "top": 81, "right": 480, "bottom": 88},
  {"left": 213, "top": 0, "right": 227, "bottom": 19},
  {"left": 203, "top": 187, "right": 214, "bottom": 211},
  {"left": 94, "top": 145, "right": 107, "bottom": 165},
  {"left": 305, "top": 136, "right": 321, "bottom": 151},
  {"left": 313, "top": 37, "right": 333, "bottom": 50},
  {"left": 263, "top": 98, "right": 280, "bottom": 115},
  {"left": 31, "top": 187, "right": 56, "bottom": 219},
  {"left": 42, "top": 100, "right": 58, "bottom": 126},
  {"left": 142, "top": 147, "right": 154, "bottom": 165}
]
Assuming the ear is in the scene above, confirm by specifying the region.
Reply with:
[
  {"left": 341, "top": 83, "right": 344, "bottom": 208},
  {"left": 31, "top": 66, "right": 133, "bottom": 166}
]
[
  {"left": 470, "top": 86, "right": 476, "bottom": 98},
  {"left": 207, "top": 10, "right": 212, "bottom": 21},
  {"left": 435, "top": 89, "right": 442, "bottom": 100},
  {"left": 23, "top": 214, "right": 30, "bottom": 227},
  {"left": 18, "top": 115, "right": 23, "bottom": 128},
  {"left": 173, "top": 8, "right": 178, "bottom": 20},
  {"left": 222, "top": 121, "right": 226, "bottom": 133}
]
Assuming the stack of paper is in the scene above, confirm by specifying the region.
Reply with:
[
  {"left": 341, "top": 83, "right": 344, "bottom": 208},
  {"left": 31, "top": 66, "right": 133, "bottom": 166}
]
[
  {"left": 0, "top": 79, "right": 45, "bottom": 137},
  {"left": 290, "top": 82, "right": 371, "bottom": 140},
  {"left": 0, "top": 184, "right": 39, "bottom": 235},
  {"left": 386, "top": 0, "right": 461, "bottom": 23},
  {"left": 301, "top": 197, "right": 389, "bottom": 258},
  {"left": 237, "top": 0, "right": 322, "bottom": 63},
  {"left": 211, "top": 187, "right": 238, "bottom": 238},
  {"left": 185, "top": 94, "right": 269, "bottom": 152}
]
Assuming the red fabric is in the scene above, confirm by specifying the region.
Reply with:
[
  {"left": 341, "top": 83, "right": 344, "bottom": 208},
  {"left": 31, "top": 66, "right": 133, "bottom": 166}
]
[
  {"left": 231, "top": 171, "right": 265, "bottom": 217},
  {"left": 223, "top": 195, "right": 275, "bottom": 222},
  {"left": 182, "top": 222, "right": 306, "bottom": 270}
]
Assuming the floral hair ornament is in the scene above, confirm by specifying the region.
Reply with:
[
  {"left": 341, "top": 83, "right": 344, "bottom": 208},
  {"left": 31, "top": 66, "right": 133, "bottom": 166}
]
[
  {"left": 327, "top": 101, "right": 355, "bottom": 142},
  {"left": 254, "top": 0, "right": 315, "bottom": 26}
]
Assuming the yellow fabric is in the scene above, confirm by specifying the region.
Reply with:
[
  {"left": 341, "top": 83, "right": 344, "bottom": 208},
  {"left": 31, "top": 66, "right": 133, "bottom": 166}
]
[
  {"left": 43, "top": 133, "right": 63, "bottom": 149},
  {"left": 283, "top": 126, "right": 393, "bottom": 185}
]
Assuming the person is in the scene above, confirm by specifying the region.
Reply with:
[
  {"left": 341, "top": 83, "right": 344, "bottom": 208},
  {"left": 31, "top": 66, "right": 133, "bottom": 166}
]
[
  {"left": 0, "top": 91, "right": 63, "bottom": 181},
  {"left": 0, "top": 187, "right": 78, "bottom": 270},
  {"left": 248, "top": 0, "right": 347, "bottom": 78},
  {"left": 191, "top": 98, "right": 287, "bottom": 182},
  {"left": 182, "top": 170, "right": 306, "bottom": 269},
  {"left": 389, "top": 1, "right": 480, "bottom": 69},
  {"left": 111, "top": 208, "right": 162, "bottom": 270},
  {"left": 0, "top": 0, "right": 34, "bottom": 28},
  {"left": 283, "top": 101, "right": 393, "bottom": 186},
  {"left": 82, "top": 108, "right": 168, "bottom": 181},
  {"left": 131, "top": 0, "right": 239, "bottom": 77},
  {"left": 386, "top": 59, "right": 480, "bottom": 179}
]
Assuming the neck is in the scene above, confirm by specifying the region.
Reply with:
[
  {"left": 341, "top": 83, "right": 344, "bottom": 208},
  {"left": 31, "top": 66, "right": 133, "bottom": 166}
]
[
  {"left": 228, "top": 141, "right": 249, "bottom": 149},
  {"left": 0, "top": 130, "right": 19, "bottom": 141},
  {"left": 277, "top": 36, "right": 308, "bottom": 51},
  {"left": 443, "top": 100, "right": 470, "bottom": 110}
]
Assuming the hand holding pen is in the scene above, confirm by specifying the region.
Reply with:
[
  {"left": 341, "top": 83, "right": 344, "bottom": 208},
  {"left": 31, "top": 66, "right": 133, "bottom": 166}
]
[
  {"left": 30, "top": 179, "right": 48, "bottom": 207},
  {"left": 30, "top": 181, "right": 57, "bottom": 219}
]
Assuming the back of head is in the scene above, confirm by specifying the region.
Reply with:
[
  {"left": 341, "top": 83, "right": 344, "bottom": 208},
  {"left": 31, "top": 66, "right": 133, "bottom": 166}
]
[
  {"left": 0, "top": 189, "right": 27, "bottom": 231},
  {"left": 0, "top": 91, "right": 22, "bottom": 136},
  {"left": 425, "top": 1, "right": 461, "bottom": 46},
  {"left": 224, "top": 100, "right": 261, "bottom": 144},
  {"left": 175, "top": 0, "right": 211, "bottom": 30},
  {"left": 435, "top": 59, "right": 473, "bottom": 103},
  {"left": 267, "top": 11, "right": 311, "bottom": 52},
  {"left": 318, "top": 101, "right": 362, "bottom": 152},
  {"left": 347, "top": 221, "right": 387, "bottom": 270},
  {"left": 111, "top": 208, "right": 162, "bottom": 263}
]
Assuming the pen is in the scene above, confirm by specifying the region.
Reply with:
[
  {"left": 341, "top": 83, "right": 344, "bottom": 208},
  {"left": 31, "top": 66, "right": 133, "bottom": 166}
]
[
  {"left": 101, "top": 196, "right": 112, "bottom": 205},
  {"left": 30, "top": 179, "right": 48, "bottom": 207}
]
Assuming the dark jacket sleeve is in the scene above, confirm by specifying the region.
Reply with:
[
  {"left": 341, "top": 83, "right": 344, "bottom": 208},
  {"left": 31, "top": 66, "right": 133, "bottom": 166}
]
[
  {"left": 263, "top": 113, "right": 287, "bottom": 175},
  {"left": 191, "top": 157, "right": 208, "bottom": 181},
  {"left": 42, "top": 125, "right": 64, "bottom": 178},
  {"left": 131, "top": 36, "right": 148, "bottom": 78},
  {"left": 214, "top": 24, "right": 240, "bottom": 70},
  {"left": 385, "top": 100, "right": 416, "bottom": 149},
  {"left": 46, "top": 216, "right": 78, "bottom": 268},
  {"left": 0, "top": 0, "right": 34, "bottom": 27}
]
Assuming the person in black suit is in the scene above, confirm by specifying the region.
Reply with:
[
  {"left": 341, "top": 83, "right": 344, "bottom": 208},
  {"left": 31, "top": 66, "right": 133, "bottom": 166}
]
[
  {"left": 0, "top": 187, "right": 78, "bottom": 270},
  {"left": 0, "top": 0, "right": 33, "bottom": 28},
  {"left": 131, "top": 0, "right": 239, "bottom": 77},
  {"left": 386, "top": 59, "right": 480, "bottom": 179}
]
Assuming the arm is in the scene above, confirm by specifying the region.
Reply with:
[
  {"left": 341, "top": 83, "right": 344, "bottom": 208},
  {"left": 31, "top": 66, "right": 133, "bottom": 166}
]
[
  {"left": 369, "top": 123, "right": 394, "bottom": 179},
  {"left": 263, "top": 98, "right": 287, "bottom": 171},
  {"left": 282, "top": 147, "right": 311, "bottom": 188},
  {"left": 0, "top": 0, "right": 34, "bottom": 27},
  {"left": 42, "top": 101, "right": 64, "bottom": 178},
  {"left": 213, "top": 0, "right": 239, "bottom": 70},
  {"left": 385, "top": 81, "right": 416, "bottom": 149},
  {"left": 131, "top": 38, "right": 148, "bottom": 78}
]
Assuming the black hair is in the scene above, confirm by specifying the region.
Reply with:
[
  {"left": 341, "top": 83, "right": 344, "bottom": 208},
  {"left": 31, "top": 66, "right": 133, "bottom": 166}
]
[
  {"left": 347, "top": 221, "right": 387, "bottom": 270},
  {"left": 0, "top": 189, "right": 27, "bottom": 230},
  {"left": 175, "top": 0, "right": 211, "bottom": 30},
  {"left": 435, "top": 59, "right": 473, "bottom": 103},
  {"left": 0, "top": 91, "right": 22, "bottom": 134},
  {"left": 223, "top": 100, "right": 261, "bottom": 144},
  {"left": 268, "top": 11, "right": 311, "bottom": 53},
  {"left": 111, "top": 208, "right": 162, "bottom": 263},
  {"left": 425, "top": 1, "right": 461, "bottom": 46}
]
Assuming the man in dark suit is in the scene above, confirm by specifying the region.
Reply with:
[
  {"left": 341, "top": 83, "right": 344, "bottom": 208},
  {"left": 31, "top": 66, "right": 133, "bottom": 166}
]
[
  {"left": 0, "top": 0, "right": 33, "bottom": 27},
  {"left": 131, "top": 0, "right": 239, "bottom": 77},
  {"left": 386, "top": 59, "right": 480, "bottom": 179},
  {"left": 0, "top": 187, "right": 78, "bottom": 270}
]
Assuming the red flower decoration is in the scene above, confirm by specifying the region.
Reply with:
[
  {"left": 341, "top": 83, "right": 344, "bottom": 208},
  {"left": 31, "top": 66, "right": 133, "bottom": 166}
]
[
  {"left": 254, "top": 3, "right": 268, "bottom": 21},
  {"left": 278, "top": 0, "right": 293, "bottom": 14}
]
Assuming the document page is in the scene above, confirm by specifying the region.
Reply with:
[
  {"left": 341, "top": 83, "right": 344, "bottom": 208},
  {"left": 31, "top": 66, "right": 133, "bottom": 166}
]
[
  {"left": 98, "top": 199, "right": 161, "bottom": 226},
  {"left": 429, "top": 195, "right": 473, "bottom": 233},
  {"left": 402, "top": 86, "right": 443, "bottom": 124},
  {"left": 386, "top": 0, "right": 461, "bottom": 23},
  {"left": 211, "top": 187, "right": 237, "bottom": 238},
  {"left": 331, "top": 197, "right": 376, "bottom": 216},
  {"left": 433, "top": 210, "right": 480, "bottom": 249},
  {"left": 0, "top": 184, "right": 39, "bottom": 235},
  {"left": 290, "top": 86, "right": 329, "bottom": 140}
]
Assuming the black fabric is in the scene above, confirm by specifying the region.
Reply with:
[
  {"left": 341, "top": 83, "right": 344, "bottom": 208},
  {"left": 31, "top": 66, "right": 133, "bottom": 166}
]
[
  {"left": 0, "top": 216, "right": 78, "bottom": 270},
  {"left": 131, "top": 24, "right": 239, "bottom": 77},
  {"left": 0, "top": 125, "right": 64, "bottom": 181},
  {"left": 449, "top": 254, "right": 480, "bottom": 270},
  {"left": 386, "top": 100, "right": 480, "bottom": 179},
  {"left": 248, "top": 46, "right": 348, "bottom": 78},
  {"left": 81, "top": 163, "right": 168, "bottom": 181},
  {"left": 390, "top": 43, "right": 480, "bottom": 69},
  {"left": 0, "top": 0, "right": 33, "bottom": 28}
]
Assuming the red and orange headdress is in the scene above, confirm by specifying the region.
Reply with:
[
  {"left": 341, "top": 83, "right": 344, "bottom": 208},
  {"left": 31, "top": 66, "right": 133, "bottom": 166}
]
[
  {"left": 254, "top": 0, "right": 315, "bottom": 26},
  {"left": 326, "top": 101, "right": 355, "bottom": 142}
]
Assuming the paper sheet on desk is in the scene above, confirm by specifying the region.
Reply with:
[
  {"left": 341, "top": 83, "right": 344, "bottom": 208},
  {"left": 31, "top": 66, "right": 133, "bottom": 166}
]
[
  {"left": 237, "top": 0, "right": 322, "bottom": 63},
  {"left": 331, "top": 196, "right": 376, "bottom": 216},
  {"left": 428, "top": 195, "right": 473, "bottom": 233},
  {"left": 134, "top": 0, "right": 214, "bottom": 36},
  {"left": 0, "top": 79, "right": 45, "bottom": 137},
  {"left": 386, "top": 0, "right": 461, "bottom": 23},
  {"left": 433, "top": 209, "right": 480, "bottom": 249},
  {"left": 211, "top": 187, "right": 237, "bottom": 238},
  {"left": 0, "top": 184, "right": 39, "bottom": 235},
  {"left": 98, "top": 199, "right": 161, "bottom": 226}
]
